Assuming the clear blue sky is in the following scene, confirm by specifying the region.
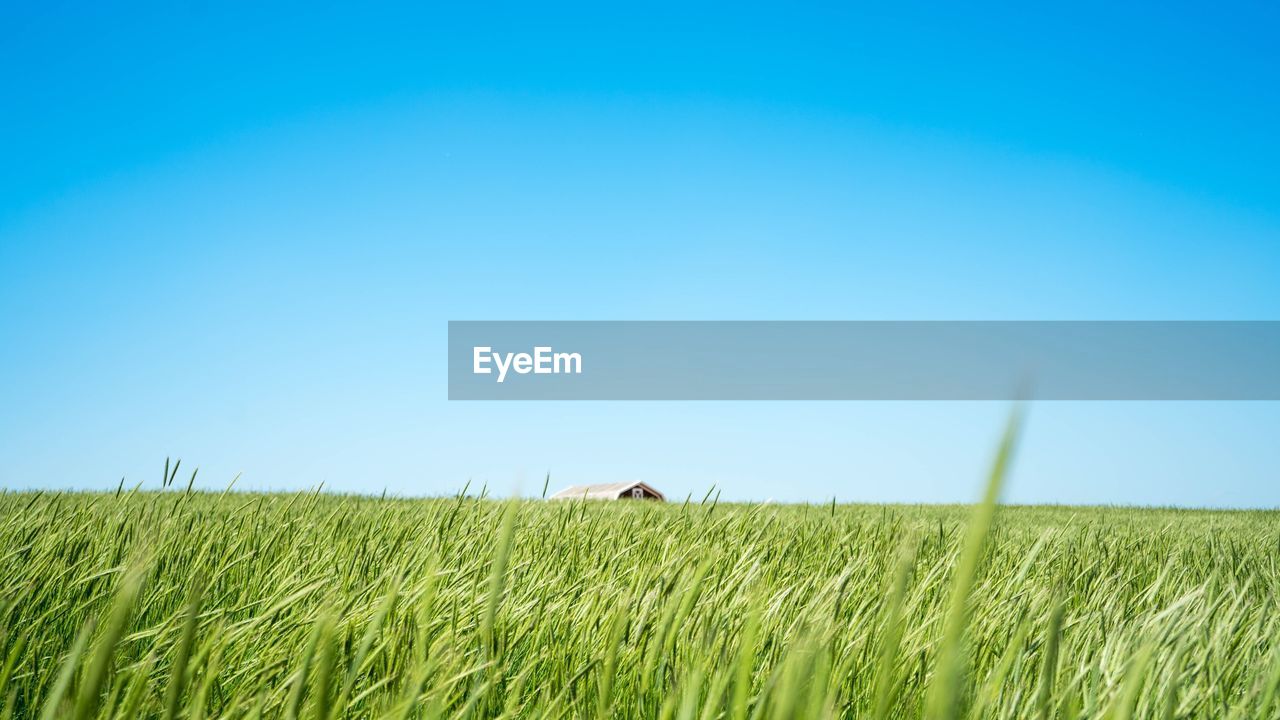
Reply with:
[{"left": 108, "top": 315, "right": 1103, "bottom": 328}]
[{"left": 2, "top": 2, "right": 1279, "bottom": 506}]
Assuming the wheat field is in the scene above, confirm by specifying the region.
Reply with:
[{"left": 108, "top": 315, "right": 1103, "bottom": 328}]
[{"left": 1, "top": 440, "right": 1278, "bottom": 718}]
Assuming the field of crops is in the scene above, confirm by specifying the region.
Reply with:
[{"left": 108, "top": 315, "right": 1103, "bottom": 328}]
[{"left": 1, "top": 452, "right": 1278, "bottom": 717}]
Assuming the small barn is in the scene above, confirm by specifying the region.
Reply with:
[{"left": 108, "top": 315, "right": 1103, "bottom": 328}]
[{"left": 549, "top": 481, "right": 665, "bottom": 501}]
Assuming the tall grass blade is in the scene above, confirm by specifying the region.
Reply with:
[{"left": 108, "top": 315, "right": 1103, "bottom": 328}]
[
  {"left": 923, "top": 408, "right": 1021, "bottom": 720},
  {"left": 164, "top": 578, "right": 205, "bottom": 720},
  {"left": 72, "top": 563, "right": 145, "bottom": 720}
]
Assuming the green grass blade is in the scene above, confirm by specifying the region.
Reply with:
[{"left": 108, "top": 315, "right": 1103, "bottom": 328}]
[{"left": 923, "top": 408, "right": 1022, "bottom": 720}]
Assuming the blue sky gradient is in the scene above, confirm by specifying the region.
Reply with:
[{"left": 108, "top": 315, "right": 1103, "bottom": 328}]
[{"left": 3, "top": 2, "right": 1279, "bottom": 505}]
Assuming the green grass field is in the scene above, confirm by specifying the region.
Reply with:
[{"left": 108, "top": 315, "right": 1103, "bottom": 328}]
[{"left": 2, "top": 456, "right": 1278, "bottom": 717}]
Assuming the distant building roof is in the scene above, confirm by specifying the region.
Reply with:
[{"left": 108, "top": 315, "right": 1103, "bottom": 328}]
[{"left": 549, "top": 481, "right": 665, "bottom": 501}]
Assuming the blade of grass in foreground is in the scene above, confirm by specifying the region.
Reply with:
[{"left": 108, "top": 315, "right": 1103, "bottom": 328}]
[
  {"left": 73, "top": 563, "right": 145, "bottom": 720},
  {"left": 335, "top": 577, "right": 400, "bottom": 715},
  {"left": 1035, "top": 595, "right": 1065, "bottom": 720},
  {"left": 164, "top": 578, "right": 206, "bottom": 720},
  {"left": 923, "top": 409, "right": 1022, "bottom": 720},
  {"left": 872, "top": 533, "right": 919, "bottom": 720},
  {"left": 481, "top": 501, "right": 518, "bottom": 659},
  {"left": 285, "top": 615, "right": 324, "bottom": 720},
  {"left": 597, "top": 596, "right": 632, "bottom": 718},
  {"left": 475, "top": 500, "right": 518, "bottom": 715},
  {"left": 731, "top": 603, "right": 761, "bottom": 720},
  {"left": 38, "top": 621, "right": 94, "bottom": 720},
  {"left": 310, "top": 612, "right": 338, "bottom": 720}
]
